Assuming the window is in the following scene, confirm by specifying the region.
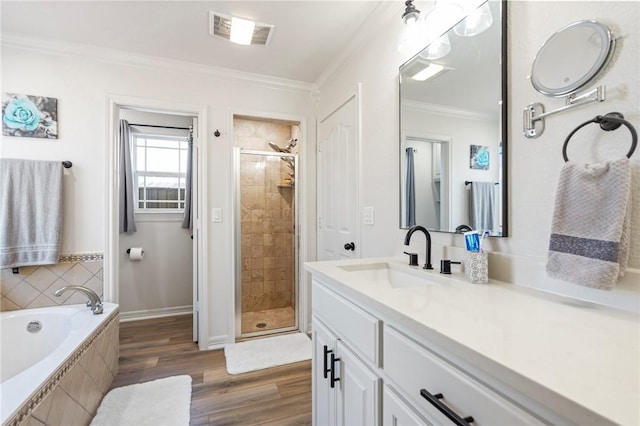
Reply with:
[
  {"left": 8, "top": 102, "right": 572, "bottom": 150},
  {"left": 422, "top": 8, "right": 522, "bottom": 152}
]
[{"left": 133, "top": 134, "right": 188, "bottom": 211}]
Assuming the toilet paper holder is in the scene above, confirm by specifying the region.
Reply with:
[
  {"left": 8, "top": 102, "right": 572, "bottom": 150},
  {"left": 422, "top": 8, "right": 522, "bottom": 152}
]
[{"left": 126, "top": 248, "right": 144, "bottom": 254}]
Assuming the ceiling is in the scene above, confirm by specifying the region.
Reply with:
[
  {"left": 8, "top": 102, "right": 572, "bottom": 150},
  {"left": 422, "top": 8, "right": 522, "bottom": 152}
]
[{"left": 1, "top": 1, "right": 386, "bottom": 84}]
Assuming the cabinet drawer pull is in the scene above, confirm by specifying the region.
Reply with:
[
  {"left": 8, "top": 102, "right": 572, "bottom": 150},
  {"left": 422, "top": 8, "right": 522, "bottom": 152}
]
[
  {"left": 330, "top": 353, "right": 341, "bottom": 388},
  {"left": 323, "top": 345, "right": 333, "bottom": 379},
  {"left": 420, "top": 389, "right": 475, "bottom": 426}
]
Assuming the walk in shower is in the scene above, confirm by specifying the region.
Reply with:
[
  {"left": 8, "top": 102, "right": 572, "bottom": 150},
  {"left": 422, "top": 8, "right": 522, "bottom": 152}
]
[{"left": 234, "top": 116, "right": 299, "bottom": 338}]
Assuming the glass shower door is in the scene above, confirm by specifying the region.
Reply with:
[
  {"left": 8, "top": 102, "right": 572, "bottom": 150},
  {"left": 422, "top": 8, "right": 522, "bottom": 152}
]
[{"left": 235, "top": 149, "right": 298, "bottom": 338}]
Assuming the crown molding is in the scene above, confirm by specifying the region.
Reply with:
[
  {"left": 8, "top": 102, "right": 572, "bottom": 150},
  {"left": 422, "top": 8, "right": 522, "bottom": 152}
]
[
  {"left": 402, "top": 99, "right": 494, "bottom": 121},
  {"left": 1, "top": 33, "right": 316, "bottom": 94}
]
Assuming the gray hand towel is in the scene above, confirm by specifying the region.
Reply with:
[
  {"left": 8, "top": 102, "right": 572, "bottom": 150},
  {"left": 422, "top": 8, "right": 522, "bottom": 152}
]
[
  {"left": 546, "top": 158, "right": 631, "bottom": 290},
  {"left": 0, "top": 158, "right": 64, "bottom": 268}
]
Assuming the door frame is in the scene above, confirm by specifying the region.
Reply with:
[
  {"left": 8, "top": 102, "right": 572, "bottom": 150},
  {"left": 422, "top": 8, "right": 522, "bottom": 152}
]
[
  {"left": 104, "top": 94, "right": 209, "bottom": 349},
  {"left": 400, "top": 131, "right": 453, "bottom": 231},
  {"left": 228, "top": 109, "right": 309, "bottom": 338},
  {"left": 317, "top": 84, "right": 362, "bottom": 261}
]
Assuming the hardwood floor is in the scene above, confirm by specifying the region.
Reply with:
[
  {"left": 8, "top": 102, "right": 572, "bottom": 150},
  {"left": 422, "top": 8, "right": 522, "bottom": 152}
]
[{"left": 113, "top": 315, "right": 312, "bottom": 425}]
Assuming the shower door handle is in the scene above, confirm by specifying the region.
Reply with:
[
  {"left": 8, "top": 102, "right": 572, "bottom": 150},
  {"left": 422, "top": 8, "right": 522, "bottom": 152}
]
[{"left": 344, "top": 242, "right": 355, "bottom": 251}]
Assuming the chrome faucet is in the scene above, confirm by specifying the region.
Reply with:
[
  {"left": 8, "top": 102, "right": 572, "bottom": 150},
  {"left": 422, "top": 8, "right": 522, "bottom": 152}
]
[
  {"left": 54, "top": 286, "right": 104, "bottom": 314},
  {"left": 404, "top": 225, "right": 433, "bottom": 270}
]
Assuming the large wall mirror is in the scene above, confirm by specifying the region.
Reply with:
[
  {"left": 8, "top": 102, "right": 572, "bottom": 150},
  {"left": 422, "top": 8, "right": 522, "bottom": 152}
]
[{"left": 399, "top": 0, "right": 507, "bottom": 236}]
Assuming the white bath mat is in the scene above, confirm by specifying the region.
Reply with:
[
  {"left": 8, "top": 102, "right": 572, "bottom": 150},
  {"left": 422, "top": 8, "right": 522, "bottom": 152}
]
[
  {"left": 90, "top": 375, "right": 192, "bottom": 426},
  {"left": 224, "top": 333, "right": 312, "bottom": 374}
]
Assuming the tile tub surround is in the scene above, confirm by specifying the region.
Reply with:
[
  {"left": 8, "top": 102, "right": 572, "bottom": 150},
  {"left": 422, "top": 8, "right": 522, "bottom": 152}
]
[
  {"left": 0, "top": 253, "right": 103, "bottom": 311},
  {"left": 3, "top": 307, "right": 119, "bottom": 426}
]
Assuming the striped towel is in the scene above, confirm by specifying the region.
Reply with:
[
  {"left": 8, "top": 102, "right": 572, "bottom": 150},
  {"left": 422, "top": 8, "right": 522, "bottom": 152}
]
[{"left": 546, "top": 158, "right": 631, "bottom": 290}]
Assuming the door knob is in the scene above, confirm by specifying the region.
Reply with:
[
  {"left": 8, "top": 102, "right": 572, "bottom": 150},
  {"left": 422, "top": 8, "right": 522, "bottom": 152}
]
[{"left": 344, "top": 242, "right": 355, "bottom": 251}]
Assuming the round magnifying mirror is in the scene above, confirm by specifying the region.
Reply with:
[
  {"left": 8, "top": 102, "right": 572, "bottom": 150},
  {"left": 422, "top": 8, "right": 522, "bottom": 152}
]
[{"left": 530, "top": 20, "right": 615, "bottom": 97}]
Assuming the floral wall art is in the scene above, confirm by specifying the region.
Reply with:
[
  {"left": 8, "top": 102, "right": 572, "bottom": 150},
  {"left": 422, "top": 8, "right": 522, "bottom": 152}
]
[
  {"left": 470, "top": 144, "right": 489, "bottom": 170},
  {"left": 2, "top": 93, "right": 58, "bottom": 139}
]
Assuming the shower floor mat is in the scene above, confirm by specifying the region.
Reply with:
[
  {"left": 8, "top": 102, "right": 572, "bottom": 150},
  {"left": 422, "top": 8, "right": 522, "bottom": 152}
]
[{"left": 224, "top": 333, "right": 311, "bottom": 375}]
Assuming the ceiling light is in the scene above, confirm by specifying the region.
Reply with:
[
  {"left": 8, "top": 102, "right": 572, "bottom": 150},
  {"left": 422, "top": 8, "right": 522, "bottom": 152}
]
[
  {"left": 410, "top": 63, "right": 451, "bottom": 81},
  {"left": 230, "top": 17, "right": 255, "bottom": 45},
  {"left": 454, "top": 1, "right": 493, "bottom": 37},
  {"left": 209, "top": 12, "right": 275, "bottom": 46}
]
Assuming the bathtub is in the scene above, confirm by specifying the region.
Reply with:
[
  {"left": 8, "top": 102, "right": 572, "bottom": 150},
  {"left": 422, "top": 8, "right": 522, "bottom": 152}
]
[{"left": 1, "top": 303, "right": 119, "bottom": 426}]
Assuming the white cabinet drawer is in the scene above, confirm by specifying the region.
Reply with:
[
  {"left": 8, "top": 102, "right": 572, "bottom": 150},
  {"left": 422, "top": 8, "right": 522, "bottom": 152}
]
[
  {"left": 313, "top": 279, "right": 379, "bottom": 366},
  {"left": 384, "top": 326, "right": 543, "bottom": 426}
]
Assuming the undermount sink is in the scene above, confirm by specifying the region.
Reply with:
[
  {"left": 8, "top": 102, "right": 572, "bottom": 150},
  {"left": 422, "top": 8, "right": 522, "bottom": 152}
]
[{"left": 338, "top": 262, "right": 437, "bottom": 288}]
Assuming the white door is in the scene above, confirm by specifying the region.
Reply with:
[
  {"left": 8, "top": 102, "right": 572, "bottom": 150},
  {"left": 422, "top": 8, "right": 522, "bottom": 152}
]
[{"left": 317, "top": 93, "right": 359, "bottom": 260}]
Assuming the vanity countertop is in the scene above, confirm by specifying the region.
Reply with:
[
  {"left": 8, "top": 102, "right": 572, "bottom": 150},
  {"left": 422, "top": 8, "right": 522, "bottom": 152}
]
[{"left": 305, "top": 257, "right": 640, "bottom": 425}]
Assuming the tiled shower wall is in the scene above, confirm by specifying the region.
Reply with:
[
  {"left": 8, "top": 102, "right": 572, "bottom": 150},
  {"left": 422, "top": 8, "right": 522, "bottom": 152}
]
[
  {"left": 234, "top": 117, "right": 298, "bottom": 313},
  {"left": 0, "top": 253, "right": 103, "bottom": 311}
]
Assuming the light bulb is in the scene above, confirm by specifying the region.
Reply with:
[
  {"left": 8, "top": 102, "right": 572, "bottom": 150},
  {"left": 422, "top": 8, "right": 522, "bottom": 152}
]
[
  {"left": 421, "top": 34, "right": 451, "bottom": 60},
  {"left": 398, "top": 14, "right": 428, "bottom": 54},
  {"left": 454, "top": 1, "right": 493, "bottom": 37},
  {"left": 230, "top": 17, "right": 255, "bottom": 45}
]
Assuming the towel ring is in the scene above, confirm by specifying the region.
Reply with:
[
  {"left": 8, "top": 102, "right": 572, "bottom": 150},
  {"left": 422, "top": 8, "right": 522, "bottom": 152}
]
[{"left": 562, "top": 112, "right": 637, "bottom": 162}]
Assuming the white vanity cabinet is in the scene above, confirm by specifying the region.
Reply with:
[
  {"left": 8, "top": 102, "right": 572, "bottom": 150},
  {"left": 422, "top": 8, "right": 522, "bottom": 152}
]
[
  {"left": 311, "top": 276, "right": 543, "bottom": 426},
  {"left": 312, "top": 280, "right": 381, "bottom": 426}
]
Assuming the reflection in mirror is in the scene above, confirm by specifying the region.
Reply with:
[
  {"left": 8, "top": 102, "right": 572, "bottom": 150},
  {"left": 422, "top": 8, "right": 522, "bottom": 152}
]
[{"left": 399, "top": 0, "right": 507, "bottom": 236}]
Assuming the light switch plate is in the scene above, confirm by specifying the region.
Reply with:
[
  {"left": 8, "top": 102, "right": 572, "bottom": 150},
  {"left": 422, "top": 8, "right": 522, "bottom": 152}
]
[
  {"left": 363, "top": 206, "right": 374, "bottom": 225},
  {"left": 211, "top": 208, "right": 222, "bottom": 222}
]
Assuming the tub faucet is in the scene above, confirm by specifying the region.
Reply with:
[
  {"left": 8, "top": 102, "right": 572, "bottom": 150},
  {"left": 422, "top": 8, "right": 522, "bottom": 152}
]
[
  {"left": 404, "top": 225, "right": 433, "bottom": 270},
  {"left": 54, "top": 286, "right": 104, "bottom": 314}
]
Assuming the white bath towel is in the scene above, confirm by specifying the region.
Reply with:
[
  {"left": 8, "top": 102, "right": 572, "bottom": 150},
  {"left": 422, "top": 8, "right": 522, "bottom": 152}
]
[
  {"left": 0, "top": 159, "right": 63, "bottom": 269},
  {"left": 546, "top": 158, "right": 632, "bottom": 290}
]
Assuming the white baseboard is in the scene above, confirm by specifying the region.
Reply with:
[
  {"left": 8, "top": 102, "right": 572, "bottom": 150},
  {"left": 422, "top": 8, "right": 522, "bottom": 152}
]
[
  {"left": 206, "top": 334, "right": 233, "bottom": 350},
  {"left": 119, "top": 305, "right": 193, "bottom": 322}
]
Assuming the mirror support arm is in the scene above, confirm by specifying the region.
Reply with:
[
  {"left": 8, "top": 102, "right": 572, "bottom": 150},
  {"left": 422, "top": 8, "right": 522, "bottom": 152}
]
[{"left": 523, "top": 85, "right": 606, "bottom": 138}]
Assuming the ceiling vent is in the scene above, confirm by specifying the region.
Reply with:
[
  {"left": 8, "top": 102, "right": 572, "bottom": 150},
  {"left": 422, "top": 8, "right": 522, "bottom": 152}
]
[{"left": 209, "top": 11, "right": 275, "bottom": 46}]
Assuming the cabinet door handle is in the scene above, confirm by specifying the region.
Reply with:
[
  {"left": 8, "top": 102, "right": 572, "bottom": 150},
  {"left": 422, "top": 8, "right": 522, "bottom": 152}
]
[
  {"left": 330, "top": 353, "right": 341, "bottom": 388},
  {"left": 344, "top": 242, "right": 355, "bottom": 251},
  {"left": 323, "top": 345, "right": 333, "bottom": 379},
  {"left": 420, "top": 389, "right": 474, "bottom": 426}
]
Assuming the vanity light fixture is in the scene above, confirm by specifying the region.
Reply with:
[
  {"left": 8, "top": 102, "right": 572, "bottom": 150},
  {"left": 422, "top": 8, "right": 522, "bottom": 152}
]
[
  {"left": 453, "top": 0, "right": 493, "bottom": 37},
  {"left": 398, "top": 0, "right": 428, "bottom": 54}
]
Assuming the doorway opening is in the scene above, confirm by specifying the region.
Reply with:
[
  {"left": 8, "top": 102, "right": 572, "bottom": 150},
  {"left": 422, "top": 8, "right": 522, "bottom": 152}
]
[
  {"left": 105, "top": 95, "right": 208, "bottom": 349},
  {"left": 233, "top": 115, "right": 300, "bottom": 339}
]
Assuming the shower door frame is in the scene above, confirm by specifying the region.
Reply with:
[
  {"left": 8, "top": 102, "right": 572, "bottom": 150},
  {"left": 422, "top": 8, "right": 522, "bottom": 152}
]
[{"left": 233, "top": 148, "right": 300, "bottom": 339}]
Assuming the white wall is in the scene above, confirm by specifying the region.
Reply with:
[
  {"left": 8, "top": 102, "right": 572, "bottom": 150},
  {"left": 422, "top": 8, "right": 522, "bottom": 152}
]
[
  {"left": 1, "top": 40, "right": 317, "bottom": 346},
  {"left": 318, "top": 1, "right": 639, "bottom": 307}
]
